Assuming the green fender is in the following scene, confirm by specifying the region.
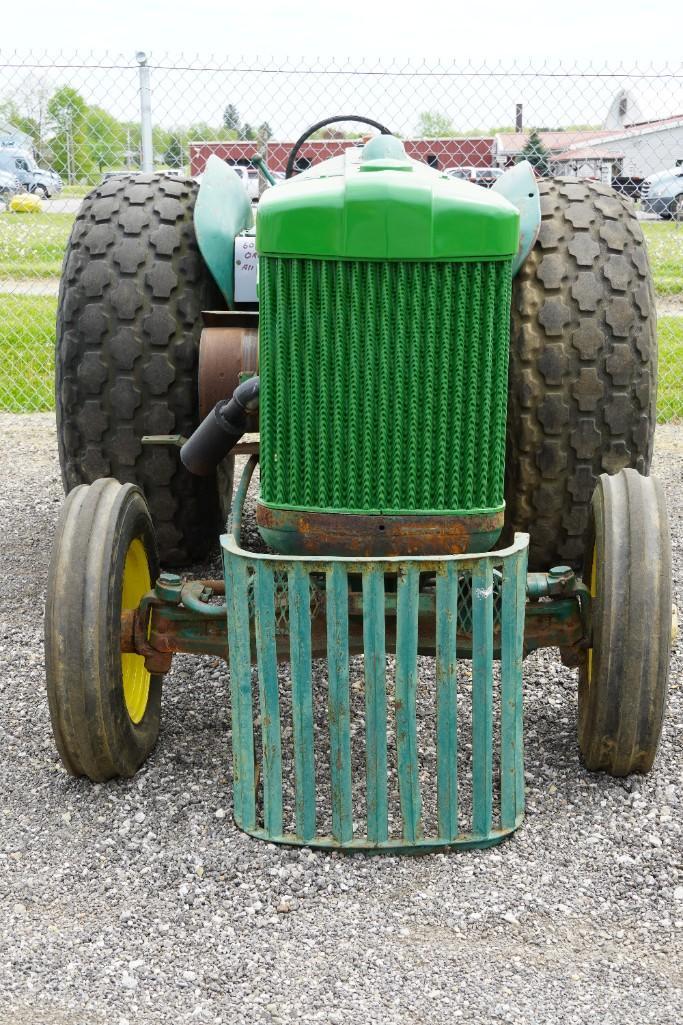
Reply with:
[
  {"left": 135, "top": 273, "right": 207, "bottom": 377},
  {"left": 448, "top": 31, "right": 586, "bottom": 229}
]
[{"left": 194, "top": 155, "right": 253, "bottom": 306}]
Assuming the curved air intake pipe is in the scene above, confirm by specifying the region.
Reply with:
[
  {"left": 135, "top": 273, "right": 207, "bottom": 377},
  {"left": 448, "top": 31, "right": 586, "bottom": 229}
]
[{"left": 180, "top": 376, "right": 259, "bottom": 477}]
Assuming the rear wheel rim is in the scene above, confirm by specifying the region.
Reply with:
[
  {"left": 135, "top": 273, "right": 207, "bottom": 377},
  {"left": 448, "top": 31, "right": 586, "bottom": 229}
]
[{"left": 120, "top": 538, "right": 151, "bottom": 723}]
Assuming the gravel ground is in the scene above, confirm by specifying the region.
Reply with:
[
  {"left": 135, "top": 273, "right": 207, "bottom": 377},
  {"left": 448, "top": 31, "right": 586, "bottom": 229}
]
[{"left": 0, "top": 413, "right": 681, "bottom": 1025}]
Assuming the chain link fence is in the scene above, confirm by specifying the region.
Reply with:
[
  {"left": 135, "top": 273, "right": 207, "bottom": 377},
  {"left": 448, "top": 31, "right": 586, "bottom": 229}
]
[{"left": 0, "top": 53, "right": 681, "bottom": 417}]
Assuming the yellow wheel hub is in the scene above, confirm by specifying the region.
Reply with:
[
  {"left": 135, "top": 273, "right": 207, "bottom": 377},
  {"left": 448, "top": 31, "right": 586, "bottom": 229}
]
[
  {"left": 587, "top": 543, "right": 597, "bottom": 684},
  {"left": 121, "top": 538, "right": 151, "bottom": 723}
]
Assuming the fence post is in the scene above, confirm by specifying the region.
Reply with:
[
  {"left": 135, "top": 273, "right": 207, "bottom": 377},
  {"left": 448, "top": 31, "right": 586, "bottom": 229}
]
[{"left": 136, "top": 51, "right": 154, "bottom": 173}]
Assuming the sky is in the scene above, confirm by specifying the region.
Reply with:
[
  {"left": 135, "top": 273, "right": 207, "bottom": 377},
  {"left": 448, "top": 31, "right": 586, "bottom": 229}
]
[{"left": 3, "top": 0, "right": 682, "bottom": 62}]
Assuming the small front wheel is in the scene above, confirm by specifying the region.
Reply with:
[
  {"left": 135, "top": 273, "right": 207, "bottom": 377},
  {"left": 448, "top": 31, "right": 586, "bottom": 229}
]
[
  {"left": 578, "top": 469, "right": 672, "bottom": 776},
  {"left": 45, "top": 478, "right": 163, "bottom": 781}
]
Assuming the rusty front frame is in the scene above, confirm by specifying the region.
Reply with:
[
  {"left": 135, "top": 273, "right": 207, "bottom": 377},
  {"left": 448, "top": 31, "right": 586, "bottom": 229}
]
[
  {"left": 120, "top": 455, "right": 590, "bottom": 669},
  {"left": 121, "top": 579, "right": 586, "bottom": 668}
]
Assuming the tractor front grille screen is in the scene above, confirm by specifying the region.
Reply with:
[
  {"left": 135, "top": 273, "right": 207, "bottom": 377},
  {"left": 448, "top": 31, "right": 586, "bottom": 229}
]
[{"left": 259, "top": 256, "right": 513, "bottom": 515}]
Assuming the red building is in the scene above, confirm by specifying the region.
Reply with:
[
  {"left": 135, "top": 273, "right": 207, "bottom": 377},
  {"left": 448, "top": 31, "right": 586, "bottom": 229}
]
[
  {"left": 189, "top": 141, "right": 260, "bottom": 174},
  {"left": 189, "top": 137, "right": 494, "bottom": 176}
]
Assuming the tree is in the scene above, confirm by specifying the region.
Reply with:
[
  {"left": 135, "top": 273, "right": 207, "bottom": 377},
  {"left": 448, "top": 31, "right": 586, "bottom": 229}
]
[
  {"left": 518, "top": 129, "right": 551, "bottom": 176},
  {"left": 164, "top": 135, "right": 184, "bottom": 169},
  {"left": 310, "top": 125, "right": 367, "bottom": 140},
  {"left": 239, "top": 122, "right": 256, "bottom": 141},
  {"left": 48, "top": 86, "right": 92, "bottom": 182},
  {"left": 1, "top": 73, "right": 53, "bottom": 160},
  {"left": 257, "top": 121, "right": 273, "bottom": 144},
  {"left": 223, "top": 104, "right": 241, "bottom": 132},
  {"left": 0, "top": 99, "right": 40, "bottom": 149},
  {"left": 185, "top": 121, "right": 219, "bottom": 142},
  {"left": 416, "top": 111, "right": 456, "bottom": 137},
  {"left": 84, "top": 105, "right": 126, "bottom": 172},
  {"left": 153, "top": 125, "right": 172, "bottom": 162}
]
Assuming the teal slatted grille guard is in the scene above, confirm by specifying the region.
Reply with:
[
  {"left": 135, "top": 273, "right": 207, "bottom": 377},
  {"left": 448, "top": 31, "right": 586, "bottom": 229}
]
[
  {"left": 222, "top": 532, "right": 529, "bottom": 852},
  {"left": 258, "top": 256, "right": 513, "bottom": 516}
]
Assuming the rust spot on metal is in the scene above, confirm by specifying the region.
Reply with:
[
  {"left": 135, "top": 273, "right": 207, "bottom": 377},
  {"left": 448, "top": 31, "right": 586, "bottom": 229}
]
[
  {"left": 198, "top": 324, "right": 258, "bottom": 421},
  {"left": 120, "top": 610, "right": 136, "bottom": 653},
  {"left": 232, "top": 440, "right": 260, "bottom": 455},
  {"left": 256, "top": 504, "right": 504, "bottom": 558},
  {"left": 143, "top": 651, "right": 173, "bottom": 674}
]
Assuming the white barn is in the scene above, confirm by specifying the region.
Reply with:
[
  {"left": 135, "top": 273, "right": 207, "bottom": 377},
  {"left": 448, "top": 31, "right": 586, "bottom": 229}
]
[{"left": 495, "top": 115, "right": 683, "bottom": 181}]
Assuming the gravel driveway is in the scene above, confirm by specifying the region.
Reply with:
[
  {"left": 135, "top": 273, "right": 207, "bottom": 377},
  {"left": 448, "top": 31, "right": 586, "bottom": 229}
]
[{"left": 0, "top": 413, "right": 681, "bottom": 1025}]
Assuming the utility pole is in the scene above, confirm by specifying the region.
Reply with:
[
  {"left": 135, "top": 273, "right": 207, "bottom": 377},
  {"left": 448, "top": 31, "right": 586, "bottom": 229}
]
[
  {"left": 136, "top": 51, "right": 154, "bottom": 173},
  {"left": 66, "top": 117, "right": 74, "bottom": 185}
]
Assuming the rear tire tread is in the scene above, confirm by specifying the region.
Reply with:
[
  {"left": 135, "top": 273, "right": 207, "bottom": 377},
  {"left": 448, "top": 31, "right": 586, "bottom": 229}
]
[
  {"left": 56, "top": 172, "right": 222, "bottom": 565},
  {"left": 507, "top": 178, "right": 657, "bottom": 570}
]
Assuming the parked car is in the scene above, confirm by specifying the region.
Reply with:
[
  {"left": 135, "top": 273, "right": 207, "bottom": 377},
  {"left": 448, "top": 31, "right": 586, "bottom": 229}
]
[
  {"left": 232, "top": 165, "right": 261, "bottom": 201},
  {"left": 611, "top": 175, "right": 644, "bottom": 201},
  {"left": 445, "top": 166, "right": 504, "bottom": 188},
  {"left": 0, "top": 168, "right": 22, "bottom": 205},
  {"left": 473, "top": 167, "right": 504, "bottom": 188},
  {"left": 446, "top": 166, "right": 476, "bottom": 182},
  {"left": 640, "top": 166, "right": 683, "bottom": 219},
  {"left": 0, "top": 149, "right": 62, "bottom": 198}
]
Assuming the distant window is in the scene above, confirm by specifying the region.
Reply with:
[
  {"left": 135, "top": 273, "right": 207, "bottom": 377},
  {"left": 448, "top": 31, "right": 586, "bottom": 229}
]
[{"left": 426, "top": 153, "right": 439, "bottom": 169}]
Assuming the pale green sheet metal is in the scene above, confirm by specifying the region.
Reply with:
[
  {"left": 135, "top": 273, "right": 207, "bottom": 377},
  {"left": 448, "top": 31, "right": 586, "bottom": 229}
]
[
  {"left": 288, "top": 562, "right": 316, "bottom": 841},
  {"left": 363, "top": 568, "right": 389, "bottom": 844},
  {"left": 492, "top": 160, "right": 541, "bottom": 277},
  {"left": 395, "top": 565, "right": 423, "bottom": 843},
  {"left": 222, "top": 456, "right": 529, "bottom": 853},
  {"left": 436, "top": 562, "right": 459, "bottom": 841},
  {"left": 194, "top": 154, "right": 253, "bottom": 305},
  {"left": 472, "top": 560, "right": 494, "bottom": 837},
  {"left": 500, "top": 553, "right": 526, "bottom": 830},
  {"left": 225, "top": 555, "right": 256, "bottom": 831},
  {"left": 254, "top": 562, "right": 283, "bottom": 836},
  {"left": 327, "top": 563, "right": 353, "bottom": 843}
]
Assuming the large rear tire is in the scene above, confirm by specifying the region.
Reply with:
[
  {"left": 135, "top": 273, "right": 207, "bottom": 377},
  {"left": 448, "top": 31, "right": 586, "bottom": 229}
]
[
  {"left": 506, "top": 178, "right": 657, "bottom": 570},
  {"left": 56, "top": 172, "right": 223, "bottom": 566}
]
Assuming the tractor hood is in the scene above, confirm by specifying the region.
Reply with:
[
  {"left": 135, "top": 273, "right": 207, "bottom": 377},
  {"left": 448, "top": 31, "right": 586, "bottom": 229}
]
[{"left": 256, "top": 136, "right": 520, "bottom": 262}]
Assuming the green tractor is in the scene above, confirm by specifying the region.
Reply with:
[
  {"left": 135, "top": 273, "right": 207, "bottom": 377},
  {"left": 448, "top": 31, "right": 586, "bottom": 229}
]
[{"left": 45, "top": 117, "right": 673, "bottom": 853}]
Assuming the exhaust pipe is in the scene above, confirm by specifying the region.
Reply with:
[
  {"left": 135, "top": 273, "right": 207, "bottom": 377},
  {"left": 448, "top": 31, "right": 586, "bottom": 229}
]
[{"left": 180, "top": 376, "right": 260, "bottom": 476}]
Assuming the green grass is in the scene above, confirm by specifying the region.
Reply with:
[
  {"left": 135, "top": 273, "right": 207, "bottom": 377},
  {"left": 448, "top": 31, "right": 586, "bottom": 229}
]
[
  {"left": 658, "top": 316, "right": 683, "bottom": 420},
  {"left": 60, "top": 185, "right": 91, "bottom": 198},
  {"left": 0, "top": 214, "right": 680, "bottom": 420},
  {"left": 641, "top": 221, "right": 683, "bottom": 297},
  {"left": 0, "top": 294, "right": 56, "bottom": 411},
  {"left": 1, "top": 293, "right": 680, "bottom": 421},
  {"left": 0, "top": 203, "right": 679, "bottom": 295},
  {"left": 0, "top": 211, "right": 74, "bottom": 278}
]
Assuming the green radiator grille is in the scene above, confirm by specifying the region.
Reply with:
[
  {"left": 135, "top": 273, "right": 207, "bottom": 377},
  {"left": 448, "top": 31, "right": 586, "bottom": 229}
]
[{"left": 259, "top": 256, "right": 512, "bottom": 515}]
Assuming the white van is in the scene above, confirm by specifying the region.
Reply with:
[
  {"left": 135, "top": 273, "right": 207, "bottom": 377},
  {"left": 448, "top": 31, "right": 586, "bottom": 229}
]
[{"left": 0, "top": 149, "right": 63, "bottom": 197}]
